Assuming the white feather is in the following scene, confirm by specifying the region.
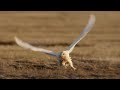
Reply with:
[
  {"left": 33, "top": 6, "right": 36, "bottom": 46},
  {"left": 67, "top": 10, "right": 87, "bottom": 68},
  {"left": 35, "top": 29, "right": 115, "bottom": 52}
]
[
  {"left": 66, "top": 14, "right": 96, "bottom": 53},
  {"left": 14, "top": 36, "right": 58, "bottom": 56},
  {"left": 14, "top": 14, "right": 96, "bottom": 70}
]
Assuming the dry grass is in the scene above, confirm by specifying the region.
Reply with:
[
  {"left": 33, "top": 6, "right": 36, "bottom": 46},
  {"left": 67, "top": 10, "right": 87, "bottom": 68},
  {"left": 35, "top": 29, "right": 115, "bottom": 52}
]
[{"left": 0, "top": 11, "right": 120, "bottom": 79}]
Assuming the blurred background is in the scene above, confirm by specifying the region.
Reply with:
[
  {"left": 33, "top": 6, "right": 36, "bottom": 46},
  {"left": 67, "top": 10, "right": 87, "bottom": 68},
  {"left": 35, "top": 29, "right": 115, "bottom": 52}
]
[{"left": 0, "top": 11, "right": 120, "bottom": 59}]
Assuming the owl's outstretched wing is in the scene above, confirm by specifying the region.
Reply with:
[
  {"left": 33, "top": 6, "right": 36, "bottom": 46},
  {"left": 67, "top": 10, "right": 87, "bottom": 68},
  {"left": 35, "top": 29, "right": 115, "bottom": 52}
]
[
  {"left": 14, "top": 37, "right": 58, "bottom": 57},
  {"left": 66, "top": 14, "right": 96, "bottom": 53}
]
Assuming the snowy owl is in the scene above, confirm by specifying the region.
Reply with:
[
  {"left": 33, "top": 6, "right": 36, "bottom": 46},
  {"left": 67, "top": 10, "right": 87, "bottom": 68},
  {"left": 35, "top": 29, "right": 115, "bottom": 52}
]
[{"left": 14, "top": 14, "right": 96, "bottom": 71}]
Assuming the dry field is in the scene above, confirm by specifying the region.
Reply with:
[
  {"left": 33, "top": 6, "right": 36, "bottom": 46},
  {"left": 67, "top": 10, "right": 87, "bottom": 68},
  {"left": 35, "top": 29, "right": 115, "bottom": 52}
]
[{"left": 0, "top": 11, "right": 120, "bottom": 79}]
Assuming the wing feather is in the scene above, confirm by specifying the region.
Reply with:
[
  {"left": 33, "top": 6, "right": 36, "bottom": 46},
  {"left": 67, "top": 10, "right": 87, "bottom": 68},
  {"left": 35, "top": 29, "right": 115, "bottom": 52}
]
[
  {"left": 14, "top": 37, "right": 57, "bottom": 57},
  {"left": 66, "top": 14, "right": 96, "bottom": 53}
]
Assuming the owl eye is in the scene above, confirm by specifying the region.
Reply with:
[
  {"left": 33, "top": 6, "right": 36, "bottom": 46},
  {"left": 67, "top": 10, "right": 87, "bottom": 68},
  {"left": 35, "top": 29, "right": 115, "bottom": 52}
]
[{"left": 62, "top": 53, "right": 64, "bottom": 55}]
